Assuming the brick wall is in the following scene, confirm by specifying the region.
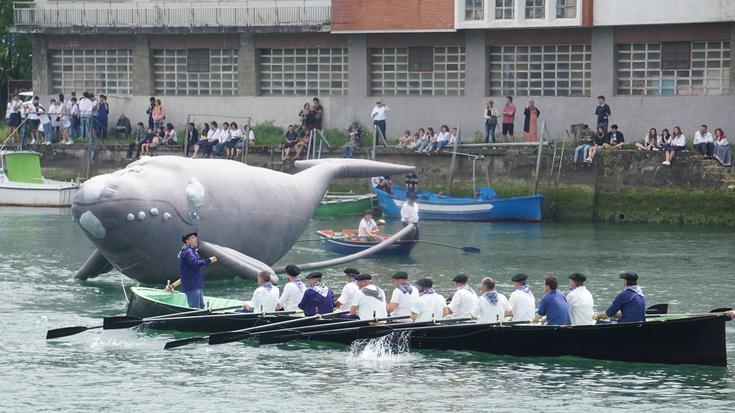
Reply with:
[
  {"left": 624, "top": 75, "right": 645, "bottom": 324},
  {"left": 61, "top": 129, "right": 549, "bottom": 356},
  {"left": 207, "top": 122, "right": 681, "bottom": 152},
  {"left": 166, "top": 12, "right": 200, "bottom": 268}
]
[{"left": 332, "top": 0, "right": 454, "bottom": 33}]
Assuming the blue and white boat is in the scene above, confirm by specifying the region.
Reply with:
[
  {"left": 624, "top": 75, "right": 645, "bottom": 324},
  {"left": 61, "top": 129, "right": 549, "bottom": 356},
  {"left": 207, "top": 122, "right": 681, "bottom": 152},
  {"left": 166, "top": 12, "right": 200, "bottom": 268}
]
[
  {"left": 316, "top": 229, "right": 416, "bottom": 256},
  {"left": 374, "top": 186, "right": 543, "bottom": 222}
]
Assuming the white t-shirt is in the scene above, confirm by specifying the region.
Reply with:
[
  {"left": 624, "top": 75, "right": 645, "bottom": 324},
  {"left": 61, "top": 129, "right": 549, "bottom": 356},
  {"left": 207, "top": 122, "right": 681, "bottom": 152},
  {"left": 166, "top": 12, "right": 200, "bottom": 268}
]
[
  {"left": 78, "top": 98, "right": 94, "bottom": 116},
  {"left": 371, "top": 105, "right": 389, "bottom": 121},
  {"left": 693, "top": 131, "right": 714, "bottom": 144},
  {"left": 358, "top": 218, "right": 377, "bottom": 237},
  {"left": 508, "top": 288, "right": 536, "bottom": 321},
  {"left": 389, "top": 285, "right": 420, "bottom": 317},
  {"left": 400, "top": 202, "right": 419, "bottom": 224},
  {"left": 336, "top": 280, "right": 359, "bottom": 309},
  {"left": 448, "top": 286, "right": 478, "bottom": 319},
  {"left": 250, "top": 285, "right": 280, "bottom": 314},
  {"left": 471, "top": 292, "right": 511, "bottom": 323},
  {"left": 352, "top": 285, "right": 388, "bottom": 320},
  {"left": 278, "top": 279, "right": 305, "bottom": 311},
  {"left": 370, "top": 177, "right": 382, "bottom": 188},
  {"left": 411, "top": 291, "right": 447, "bottom": 322},
  {"left": 672, "top": 134, "right": 686, "bottom": 147},
  {"left": 437, "top": 131, "right": 451, "bottom": 143},
  {"left": 566, "top": 286, "right": 594, "bottom": 325}
]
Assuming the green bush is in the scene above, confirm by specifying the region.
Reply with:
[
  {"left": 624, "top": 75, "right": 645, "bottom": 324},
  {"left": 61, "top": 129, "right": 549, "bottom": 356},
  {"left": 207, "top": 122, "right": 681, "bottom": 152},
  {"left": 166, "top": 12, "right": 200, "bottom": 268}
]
[{"left": 252, "top": 120, "right": 285, "bottom": 146}]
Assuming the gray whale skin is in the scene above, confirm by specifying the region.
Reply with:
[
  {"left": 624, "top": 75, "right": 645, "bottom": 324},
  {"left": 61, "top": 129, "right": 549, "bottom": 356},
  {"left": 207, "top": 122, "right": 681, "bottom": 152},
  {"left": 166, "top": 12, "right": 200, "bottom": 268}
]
[{"left": 71, "top": 156, "right": 414, "bottom": 285}]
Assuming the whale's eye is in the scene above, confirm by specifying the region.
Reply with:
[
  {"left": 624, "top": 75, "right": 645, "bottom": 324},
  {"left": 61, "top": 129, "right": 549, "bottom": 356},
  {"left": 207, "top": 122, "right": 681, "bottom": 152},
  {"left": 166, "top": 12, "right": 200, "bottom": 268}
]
[{"left": 189, "top": 210, "right": 200, "bottom": 224}]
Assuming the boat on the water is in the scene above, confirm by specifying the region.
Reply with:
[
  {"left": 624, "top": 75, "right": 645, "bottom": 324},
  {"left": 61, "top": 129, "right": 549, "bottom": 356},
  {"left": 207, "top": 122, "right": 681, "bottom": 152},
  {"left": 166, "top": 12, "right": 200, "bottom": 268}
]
[
  {"left": 314, "top": 193, "right": 377, "bottom": 217},
  {"left": 255, "top": 314, "right": 729, "bottom": 366},
  {"left": 316, "top": 229, "right": 416, "bottom": 256},
  {"left": 374, "top": 186, "right": 542, "bottom": 222},
  {"left": 126, "top": 286, "right": 342, "bottom": 333},
  {"left": 0, "top": 151, "right": 79, "bottom": 207}
]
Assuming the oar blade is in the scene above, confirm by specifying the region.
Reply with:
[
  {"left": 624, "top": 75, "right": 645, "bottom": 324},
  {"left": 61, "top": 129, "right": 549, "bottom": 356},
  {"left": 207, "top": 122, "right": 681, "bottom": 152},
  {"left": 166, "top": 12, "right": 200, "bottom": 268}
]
[
  {"left": 163, "top": 336, "right": 208, "bottom": 350},
  {"left": 462, "top": 246, "right": 481, "bottom": 253},
  {"left": 46, "top": 326, "right": 91, "bottom": 340},
  {"left": 103, "top": 316, "right": 144, "bottom": 330},
  {"left": 710, "top": 307, "right": 733, "bottom": 313},
  {"left": 645, "top": 303, "right": 669, "bottom": 315},
  {"left": 208, "top": 331, "right": 252, "bottom": 346}
]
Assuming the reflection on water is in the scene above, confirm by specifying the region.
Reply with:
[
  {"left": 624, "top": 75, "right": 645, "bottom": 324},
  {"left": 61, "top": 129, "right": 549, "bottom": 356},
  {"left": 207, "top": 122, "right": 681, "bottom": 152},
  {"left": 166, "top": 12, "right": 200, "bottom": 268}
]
[{"left": 1, "top": 208, "right": 735, "bottom": 411}]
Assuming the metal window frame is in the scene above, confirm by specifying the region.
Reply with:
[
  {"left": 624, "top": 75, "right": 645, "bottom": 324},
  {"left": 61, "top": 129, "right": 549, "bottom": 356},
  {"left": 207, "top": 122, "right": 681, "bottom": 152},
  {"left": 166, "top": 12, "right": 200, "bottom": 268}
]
[
  {"left": 525, "top": 0, "right": 545, "bottom": 19},
  {"left": 259, "top": 47, "right": 348, "bottom": 96},
  {"left": 555, "top": 0, "right": 576, "bottom": 18},
  {"left": 371, "top": 46, "right": 466, "bottom": 96},
  {"left": 153, "top": 48, "right": 238, "bottom": 96},
  {"left": 464, "top": 0, "right": 485, "bottom": 21},
  {"left": 186, "top": 49, "right": 211, "bottom": 73},
  {"left": 50, "top": 48, "right": 133, "bottom": 95},
  {"left": 495, "top": 0, "right": 515, "bottom": 19}
]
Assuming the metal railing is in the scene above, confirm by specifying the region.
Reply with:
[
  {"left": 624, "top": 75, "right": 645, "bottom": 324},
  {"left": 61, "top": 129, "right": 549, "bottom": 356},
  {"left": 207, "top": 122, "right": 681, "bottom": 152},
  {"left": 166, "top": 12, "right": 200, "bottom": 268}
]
[{"left": 13, "top": 1, "right": 331, "bottom": 29}]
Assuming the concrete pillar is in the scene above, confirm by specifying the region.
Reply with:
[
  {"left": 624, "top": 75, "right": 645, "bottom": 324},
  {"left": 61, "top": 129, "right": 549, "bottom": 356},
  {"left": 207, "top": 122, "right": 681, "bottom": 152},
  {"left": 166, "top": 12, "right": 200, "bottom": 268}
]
[
  {"left": 591, "top": 27, "right": 615, "bottom": 98},
  {"left": 464, "top": 30, "right": 487, "bottom": 103},
  {"left": 347, "top": 34, "right": 368, "bottom": 98},
  {"left": 132, "top": 35, "right": 152, "bottom": 96},
  {"left": 32, "top": 35, "right": 50, "bottom": 95},
  {"left": 238, "top": 33, "right": 258, "bottom": 96},
  {"left": 730, "top": 23, "right": 735, "bottom": 95}
]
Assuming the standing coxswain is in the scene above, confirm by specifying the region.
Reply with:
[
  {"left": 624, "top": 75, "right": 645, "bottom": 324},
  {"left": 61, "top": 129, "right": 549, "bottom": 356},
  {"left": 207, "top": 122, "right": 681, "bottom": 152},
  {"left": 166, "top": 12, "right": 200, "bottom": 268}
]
[
  {"left": 566, "top": 273, "right": 594, "bottom": 325},
  {"left": 241, "top": 270, "right": 280, "bottom": 314},
  {"left": 164, "top": 232, "right": 217, "bottom": 309},
  {"left": 444, "top": 274, "right": 478, "bottom": 319},
  {"left": 298, "top": 272, "right": 335, "bottom": 316},
  {"left": 386, "top": 271, "right": 420, "bottom": 317},
  {"left": 350, "top": 274, "right": 388, "bottom": 320},
  {"left": 594, "top": 272, "right": 646, "bottom": 323},
  {"left": 506, "top": 273, "right": 536, "bottom": 321},
  {"left": 400, "top": 193, "right": 420, "bottom": 240},
  {"left": 276, "top": 265, "right": 306, "bottom": 312},
  {"left": 410, "top": 278, "right": 447, "bottom": 322}
]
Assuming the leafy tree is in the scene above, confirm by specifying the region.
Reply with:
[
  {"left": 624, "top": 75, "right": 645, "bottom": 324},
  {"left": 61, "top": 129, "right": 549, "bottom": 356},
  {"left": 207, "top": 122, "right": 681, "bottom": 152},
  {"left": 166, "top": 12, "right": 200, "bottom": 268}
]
[{"left": 0, "top": 0, "right": 32, "bottom": 116}]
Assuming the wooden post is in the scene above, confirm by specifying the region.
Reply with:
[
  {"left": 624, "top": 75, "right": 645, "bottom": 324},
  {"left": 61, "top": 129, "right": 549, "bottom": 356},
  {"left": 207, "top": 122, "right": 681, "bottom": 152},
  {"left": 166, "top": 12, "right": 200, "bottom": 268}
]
[
  {"left": 533, "top": 122, "right": 545, "bottom": 195},
  {"left": 446, "top": 122, "right": 461, "bottom": 194}
]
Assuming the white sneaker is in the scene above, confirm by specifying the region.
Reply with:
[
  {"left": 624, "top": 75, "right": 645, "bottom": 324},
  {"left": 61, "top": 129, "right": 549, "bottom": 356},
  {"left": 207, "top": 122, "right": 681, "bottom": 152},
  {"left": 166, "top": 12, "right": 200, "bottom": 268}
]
[
  {"left": 31, "top": 139, "right": 39, "bottom": 144},
  {"left": 662, "top": 161, "right": 670, "bottom": 165},
  {"left": 65, "top": 140, "right": 73, "bottom": 145},
  {"left": 44, "top": 141, "right": 51, "bottom": 145}
]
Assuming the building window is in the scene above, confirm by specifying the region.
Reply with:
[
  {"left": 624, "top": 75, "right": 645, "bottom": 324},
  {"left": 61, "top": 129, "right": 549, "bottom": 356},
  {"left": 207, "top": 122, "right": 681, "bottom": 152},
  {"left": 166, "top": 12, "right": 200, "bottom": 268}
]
[
  {"left": 50, "top": 49, "right": 133, "bottom": 95},
  {"left": 465, "top": 0, "right": 484, "bottom": 20},
  {"left": 488, "top": 44, "right": 591, "bottom": 97},
  {"left": 556, "top": 0, "right": 576, "bottom": 18},
  {"left": 495, "top": 0, "right": 514, "bottom": 19},
  {"left": 186, "top": 49, "right": 211, "bottom": 73},
  {"left": 525, "top": 0, "right": 545, "bottom": 19},
  {"left": 153, "top": 49, "right": 238, "bottom": 96},
  {"left": 371, "top": 46, "right": 466, "bottom": 96},
  {"left": 616, "top": 41, "right": 730, "bottom": 96},
  {"left": 259, "top": 48, "right": 348, "bottom": 96}
]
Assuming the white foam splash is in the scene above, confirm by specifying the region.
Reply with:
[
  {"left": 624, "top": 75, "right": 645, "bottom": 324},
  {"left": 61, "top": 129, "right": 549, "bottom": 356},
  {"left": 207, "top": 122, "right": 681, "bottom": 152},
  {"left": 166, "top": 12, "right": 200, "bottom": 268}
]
[{"left": 345, "top": 331, "right": 416, "bottom": 370}]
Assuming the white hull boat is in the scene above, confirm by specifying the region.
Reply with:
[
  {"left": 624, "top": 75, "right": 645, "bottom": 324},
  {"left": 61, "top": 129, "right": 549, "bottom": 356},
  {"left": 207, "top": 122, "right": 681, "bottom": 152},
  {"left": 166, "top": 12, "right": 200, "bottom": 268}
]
[{"left": 0, "top": 151, "right": 79, "bottom": 207}]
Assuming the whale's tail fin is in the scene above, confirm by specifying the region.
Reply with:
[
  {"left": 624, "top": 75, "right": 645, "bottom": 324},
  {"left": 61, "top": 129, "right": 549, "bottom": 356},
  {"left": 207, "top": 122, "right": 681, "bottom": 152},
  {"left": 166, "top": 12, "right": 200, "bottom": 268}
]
[{"left": 295, "top": 158, "right": 415, "bottom": 179}]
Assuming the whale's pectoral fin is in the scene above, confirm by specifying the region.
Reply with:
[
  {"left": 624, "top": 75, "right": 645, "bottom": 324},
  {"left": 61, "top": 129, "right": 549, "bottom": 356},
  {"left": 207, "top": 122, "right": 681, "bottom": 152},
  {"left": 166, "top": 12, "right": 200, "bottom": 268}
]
[
  {"left": 75, "top": 249, "right": 114, "bottom": 280},
  {"left": 198, "top": 241, "right": 279, "bottom": 285},
  {"left": 294, "top": 158, "right": 415, "bottom": 179}
]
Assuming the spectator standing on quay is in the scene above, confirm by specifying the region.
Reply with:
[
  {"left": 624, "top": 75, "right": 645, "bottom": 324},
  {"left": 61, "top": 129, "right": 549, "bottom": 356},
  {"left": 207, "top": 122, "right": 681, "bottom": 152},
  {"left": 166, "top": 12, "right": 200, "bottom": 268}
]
[
  {"left": 26, "top": 96, "right": 43, "bottom": 144},
  {"left": 115, "top": 113, "right": 132, "bottom": 139},
  {"left": 693, "top": 124, "right": 714, "bottom": 159},
  {"left": 47, "top": 98, "right": 63, "bottom": 143},
  {"left": 39, "top": 100, "right": 53, "bottom": 145},
  {"left": 713, "top": 128, "right": 731, "bottom": 167},
  {"left": 96, "top": 95, "right": 109, "bottom": 139},
  {"left": 78, "top": 92, "right": 94, "bottom": 142},
  {"left": 68, "top": 96, "right": 79, "bottom": 143},
  {"left": 342, "top": 122, "right": 361, "bottom": 158},
  {"left": 484, "top": 100, "right": 499, "bottom": 143},
  {"left": 522, "top": 100, "right": 541, "bottom": 142},
  {"left": 152, "top": 99, "right": 166, "bottom": 132},
  {"left": 371, "top": 98, "right": 389, "bottom": 142},
  {"left": 595, "top": 95, "right": 611, "bottom": 130},
  {"left": 311, "top": 97, "right": 324, "bottom": 132},
  {"left": 7, "top": 93, "right": 23, "bottom": 136},
  {"left": 501, "top": 96, "right": 516, "bottom": 142},
  {"left": 57, "top": 94, "right": 70, "bottom": 144},
  {"left": 145, "top": 97, "right": 156, "bottom": 130}
]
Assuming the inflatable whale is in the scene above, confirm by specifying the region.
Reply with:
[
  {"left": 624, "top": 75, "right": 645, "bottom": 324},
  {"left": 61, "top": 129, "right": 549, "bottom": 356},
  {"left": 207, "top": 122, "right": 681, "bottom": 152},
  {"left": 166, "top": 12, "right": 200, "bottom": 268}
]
[{"left": 71, "top": 156, "right": 414, "bottom": 284}]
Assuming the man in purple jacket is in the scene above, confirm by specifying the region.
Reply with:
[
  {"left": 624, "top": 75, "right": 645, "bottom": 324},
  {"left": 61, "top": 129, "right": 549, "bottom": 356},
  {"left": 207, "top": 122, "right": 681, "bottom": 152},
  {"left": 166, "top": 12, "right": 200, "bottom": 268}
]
[
  {"left": 298, "top": 272, "right": 335, "bottom": 316},
  {"left": 175, "top": 232, "right": 217, "bottom": 309}
]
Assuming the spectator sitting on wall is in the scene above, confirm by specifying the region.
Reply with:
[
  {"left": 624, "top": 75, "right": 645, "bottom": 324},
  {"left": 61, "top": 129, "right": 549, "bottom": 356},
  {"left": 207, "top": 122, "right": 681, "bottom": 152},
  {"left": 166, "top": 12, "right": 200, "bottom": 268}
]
[
  {"left": 140, "top": 127, "right": 155, "bottom": 156},
  {"left": 127, "top": 122, "right": 146, "bottom": 159},
  {"left": 146, "top": 127, "right": 166, "bottom": 153},
  {"left": 226, "top": 122, "right": 243, "bottom": 160},
  {"left": 282, "top": 125, "right": 300, "bottom": 161},
  {"left": 426, "top": 124, "right": 451, "bottom": 154},
  {"left": 603, "top": 124, "right": 625, "bottom": 149},
  {"left": 635, "top": 128, "right": 661, "bottom": 151},
  {"left": 595, "top": 95, "right": 611, "bottom": 130},
  {"left": 574, "top": 124, "right": 594, "bottom": 163},
  {"left": 214, "top": 122, "right": 231, "bottom": 157},
  {"left": 311, "top": 97, "right": 324, "bottom": 131},
  {"left": 585, "top": 126, "right": 609, "bottom": 164},
  {"left": 164, "top": 123, "right": 177, "bottom": 145},
  {"left": 399, "top": 130, "right": 413, "bottom": 148},
  {"left": 299, "top": 103, "right": 314, "bottom": 136},
  {"left": 192, "top": 122, "right": 210, "bottom": 158},
  {"left": 660, "top": 128, "right": 672, "bottom": 148},
  {"left": 713, "top": 128, "right": 732, "bottom": 167},
  {"left": 662, "top": 126, "right": 687, "bottom": 166},
  {"left": 203, "top": 121, "right": 222, "bottom": 158},
  {"left": 693, "top": 124, "right": 714, "bottom": 159},
  {"left": 416, "top": 127, "right": 434, "bottom": 153},
  {"left": 115, "top": 113, "right": 132, "bottom": 139},
  {"left": 342, "top": 122, "right": 361, "bottom": 158},
  {"left": 449, "top": 127, "right": 458, "bottom": 145},
  {"left": 233, "top": 124, "right": 256, "bottom": 160}
]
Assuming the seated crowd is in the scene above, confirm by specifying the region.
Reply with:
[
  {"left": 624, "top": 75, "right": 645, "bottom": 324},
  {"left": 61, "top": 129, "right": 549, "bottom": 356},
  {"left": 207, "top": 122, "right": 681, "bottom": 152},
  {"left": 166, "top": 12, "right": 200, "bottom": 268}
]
[
  {"left": 187, "top": 121, "right": 256, "bottom": 160},
  {"left": 398, "top": 125, "right": 459, "bottom": 155}
]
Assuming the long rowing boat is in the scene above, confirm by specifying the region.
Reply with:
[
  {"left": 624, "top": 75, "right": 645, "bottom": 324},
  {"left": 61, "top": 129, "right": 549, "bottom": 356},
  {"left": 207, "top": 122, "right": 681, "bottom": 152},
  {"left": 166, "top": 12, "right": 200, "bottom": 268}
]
[
  {"left": 253, "top": 314, "right": 729, "bottom": 366},
  {"left": 316, "top": 229, "right": 416, "bottom": 256}
]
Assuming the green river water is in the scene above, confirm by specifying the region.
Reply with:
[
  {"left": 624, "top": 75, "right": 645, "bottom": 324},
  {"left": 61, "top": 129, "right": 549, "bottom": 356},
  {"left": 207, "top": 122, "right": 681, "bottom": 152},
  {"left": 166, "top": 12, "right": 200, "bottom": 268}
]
[{"left": 1, "top": 207, "right": 734, "bottom": 412}]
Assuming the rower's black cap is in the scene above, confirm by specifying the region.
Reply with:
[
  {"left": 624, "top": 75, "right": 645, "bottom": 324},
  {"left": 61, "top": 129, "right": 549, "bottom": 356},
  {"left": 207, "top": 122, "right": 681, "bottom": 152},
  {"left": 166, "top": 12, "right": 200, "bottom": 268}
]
[
  {"left": 285, "top": 265, "right": 301, "bottom": 277},
  {"left": 344, "top": 268, "right": 360, "bottom": 276},
  {"left": 415, "top": 278, "right": 433, "bottom": 288},
  {"left": 305, "top": 272, "right": 323, "bottom": 279},
  {"left": 363, "top": 209, "right": 373, "bottom": 215},
  {"left": 619, "top": 272, "right": 638, "bottom": 282},
  {"left": 452, "top": 274, "right": 469, "bottom": 283},
  {"left": 182, "top": 232, "right": 198, "bottom": 243},
  {"left": 511, "top": 273, "right": 528, "bottom": 282},
  {"left": 568, "top": 273, "right": 587, "bottom": 282},
  {"left": 392, "top": 271, "right": 409, "bottom": 280},
  {"left": 354, "top": 273, "right": 372, "bottom": 281}
]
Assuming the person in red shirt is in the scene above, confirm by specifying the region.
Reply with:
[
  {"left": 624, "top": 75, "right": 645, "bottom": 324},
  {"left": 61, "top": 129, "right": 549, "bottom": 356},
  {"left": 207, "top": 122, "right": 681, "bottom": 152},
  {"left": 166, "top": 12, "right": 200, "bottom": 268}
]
[{"left": 501, "top": 96, "right": 516, "bottom": 142}]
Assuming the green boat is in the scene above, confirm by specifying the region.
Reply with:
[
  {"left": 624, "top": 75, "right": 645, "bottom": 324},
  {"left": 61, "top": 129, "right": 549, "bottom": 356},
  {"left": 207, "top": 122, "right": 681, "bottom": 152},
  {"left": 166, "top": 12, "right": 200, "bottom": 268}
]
[{"left": 313, "top": 193, "right": 377, "bottom": 217}]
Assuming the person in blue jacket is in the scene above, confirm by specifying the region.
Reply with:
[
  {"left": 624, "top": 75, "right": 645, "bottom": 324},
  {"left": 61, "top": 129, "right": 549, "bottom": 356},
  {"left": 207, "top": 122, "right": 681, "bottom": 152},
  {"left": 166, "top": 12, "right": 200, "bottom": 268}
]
[
  {"left": 534, "top": 275, "right": 571, "bottom": 326},
  {"left": 166, "top": 232, "right": 217, "bottom": 309},
  {"left": 298, "top": 272, "right": 335, "bottom": 316},
  {"left": 594, "top": 272, "right": 646, "bottom": 323}
]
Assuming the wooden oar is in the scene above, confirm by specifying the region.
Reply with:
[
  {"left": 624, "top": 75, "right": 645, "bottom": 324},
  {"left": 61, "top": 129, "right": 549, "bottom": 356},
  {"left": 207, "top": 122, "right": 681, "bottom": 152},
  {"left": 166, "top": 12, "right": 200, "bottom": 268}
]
[
  {"left": 46, "top": 304, "right": 245, "bottom": 340},
  {"left": 709, "top": 307, "right": 733, "bottom": 313},
  {"left": 253, "top": 315, "right": 411, "bottom": 340},
  {"left": 647, "top": 309, "right": 733, "bottom": 318},
  {"left": 208, "top": 310, "right": 350, "bottom": 346},
  {"left": 415, "top": 239, "right": 481, "bottom": 253},
  {"left": 102, "top": 309, "right": 301, "bottom": 330},
  {"left": 645, "top": 303, "right": 669, "bottom": 315}
]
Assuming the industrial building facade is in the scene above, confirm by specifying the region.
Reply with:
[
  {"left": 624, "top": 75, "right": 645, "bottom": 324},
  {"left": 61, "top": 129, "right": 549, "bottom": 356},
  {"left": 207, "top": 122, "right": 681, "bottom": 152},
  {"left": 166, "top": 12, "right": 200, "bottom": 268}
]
[{"left": 14, "top": 0, "right": 735, "bottom": 140}]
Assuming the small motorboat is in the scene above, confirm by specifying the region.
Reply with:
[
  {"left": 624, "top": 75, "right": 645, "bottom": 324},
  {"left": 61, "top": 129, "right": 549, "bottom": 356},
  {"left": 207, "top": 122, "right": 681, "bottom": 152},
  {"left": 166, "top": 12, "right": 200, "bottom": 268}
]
[
  {"left": 0, "top": 150, "right": 79, "bottom": 207},
  {"left": 374, "top": 186, "right": 542, "bottom": 222},
  {"left": 316, "top": 229, "right": 416, "bottom": 256},
  {"left": 314, "top": 193, "right": 377, "bottom": 218}
]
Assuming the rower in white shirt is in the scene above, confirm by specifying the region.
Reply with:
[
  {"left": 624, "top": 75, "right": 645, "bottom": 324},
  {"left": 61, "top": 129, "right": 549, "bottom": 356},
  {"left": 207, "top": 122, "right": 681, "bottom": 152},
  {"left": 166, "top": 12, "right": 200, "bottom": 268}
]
[
  {"left": 386, "top": 271, "right": 420, "bottom": 317},
  {"left": 242, "top": 271, "right": 280, "bottom": 314},
  {"left": 507, "top": 273, "right": 536, "bottom": 322},
  {"left": 400, "top": 193, "right": 419, "bottom": 240},
  {"left": 334, "top": 268, "right": 361, "bottom": 315},
  {"left": 350, "top": 273, "right": 388, "bottom": 320},
  {"left": 410, "top": 278, "right": 447, "bottom": 322},
  {"left": 566, "top": 273, "right": 594, "bottom": 325},
  {"left": 276, "top": 265, "right": 305, "bottom": 312},
  {"left": 444, "top": 274, "right": 478, "bottom": 319},
  {"left": 357, "top": 210, "right": 379, "bottom": 240},
  {"left": 471, "top": 277, "right": 511, "bottom": 323}
]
